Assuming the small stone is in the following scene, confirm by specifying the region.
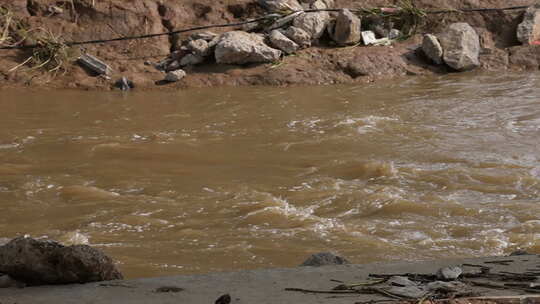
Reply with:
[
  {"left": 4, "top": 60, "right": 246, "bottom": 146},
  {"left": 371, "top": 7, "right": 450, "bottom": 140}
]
[
  {"left": 311, "top": 0, "right": 328, "bottom": 9},
  {"left": 389, "top": 29, "right": 401, "bottom": 40},
  {"left": 165, "top": 60, "right": 180, "bottom": 71},
  {"left": 215, "top": 294, "right": 232, "bottom": 304},
  {"left": 438, "top": 22, "right": 480, "bottom": 71},
  {"left": 283, "top": 26, "right": 312, "bottom": 48},
  {"left": 165, "top": 69, "right": 187, "bottom": 82},
  {"left": 187, "top": 39, "right": 211, "bottom": 57},
  {"left": 436, "top": 266, "right": 463, "bottom": 280},
  {"left": 422, "top": 34, "right": 444, "bottom": 65},
  {"left": 371, "top": 25, "right": 389, "bottom": 38},
  {"left": 154, "top": 286, "right": 184, "bottom": 293},
  {"left": 180, "top": 54, "right": 205, "bottom": 66},
  {"left": 189, "top": 31, "right": 218, "bottom": 42},
  {"left": 300, "top": 252, "right": 350, "bottom": 266},
  {"left": 48, "top": 5, "right": 63, "bottom": 14},
  {"left": 517, "top": 4, "right": 540, "bottom": 44},
  {"left": 361, "top": 31, "right": 377, "bottom": 45},
  {"left": 308, "top": 0, "right": 334, "bottom": 8},
  {"left": 330, "top": 9, "right": 361, "bottom": 46},
  {"left": 269, "top": 30, "right": 299, "bottom": 54},
  {"left": 115, "top": 77, "right": 134, "bottom": 91},
  {"left": 258, "top": 0, "right": 303, "bottom": 11}
]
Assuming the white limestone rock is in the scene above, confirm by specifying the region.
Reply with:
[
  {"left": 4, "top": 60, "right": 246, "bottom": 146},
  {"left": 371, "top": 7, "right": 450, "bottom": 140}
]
[
  {"left": 215, "top": 31, "right": 282, "bottom": 64},
  {"left": 438, "top": 22, "right": 480, "bottom": 71},
  {"left": 269, "top": 30, "right": 299, "bottom": 54},
  {"left": 293, "top": 11, "right": 331, "bottom": 40}
]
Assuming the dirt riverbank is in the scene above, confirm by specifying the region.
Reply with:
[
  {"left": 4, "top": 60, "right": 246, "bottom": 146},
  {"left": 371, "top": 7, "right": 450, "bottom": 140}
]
[
  {"left": 0, "top": 0, "right": 539, "bottom": 90},
  {"left": 1, "top": 255, "right": 540, "bottom": 304}
]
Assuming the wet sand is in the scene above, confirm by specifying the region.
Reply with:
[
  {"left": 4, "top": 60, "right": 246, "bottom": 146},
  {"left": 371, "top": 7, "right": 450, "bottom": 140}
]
[{"left": 1, "top": 255, "right": 539, "bottom": 304}]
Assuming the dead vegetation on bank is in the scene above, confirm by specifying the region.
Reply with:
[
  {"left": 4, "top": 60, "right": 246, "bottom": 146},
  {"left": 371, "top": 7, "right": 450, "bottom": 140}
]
[{"left": 0, "top": 5, "right": 74, "bottom": 78}]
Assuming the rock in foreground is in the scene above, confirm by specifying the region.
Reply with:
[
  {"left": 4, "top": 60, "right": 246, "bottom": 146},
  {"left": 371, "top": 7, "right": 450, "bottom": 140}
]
[
  {"left": 215, "top": 31, "right": 282, "bottom": 64},
  {"left": 439, "top": 23, "right": 480, "bottom": 71},
  {"left": 0, "top": 237, "right": 123, "bottom": 286}
]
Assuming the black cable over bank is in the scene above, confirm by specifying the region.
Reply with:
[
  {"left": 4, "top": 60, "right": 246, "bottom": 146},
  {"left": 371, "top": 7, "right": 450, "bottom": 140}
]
[{"left": 0, "top": 5, "right": 531, "bottom": 51}]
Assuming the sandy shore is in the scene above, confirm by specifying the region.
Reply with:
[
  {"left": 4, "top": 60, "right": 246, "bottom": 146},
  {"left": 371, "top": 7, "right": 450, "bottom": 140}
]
[{"left": 1, "top": 255, "right": 539, "bottom": 304}]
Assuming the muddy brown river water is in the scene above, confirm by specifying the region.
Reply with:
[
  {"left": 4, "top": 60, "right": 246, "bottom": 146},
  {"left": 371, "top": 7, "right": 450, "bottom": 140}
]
[{"left": 1, "top": 72, "right": 540, "bottom": 278}]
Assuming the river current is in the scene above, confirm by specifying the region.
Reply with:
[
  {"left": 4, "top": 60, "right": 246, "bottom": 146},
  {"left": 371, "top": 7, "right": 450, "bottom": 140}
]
[{"left": 1, "top": 72, "right": 539, "bottom": 278}]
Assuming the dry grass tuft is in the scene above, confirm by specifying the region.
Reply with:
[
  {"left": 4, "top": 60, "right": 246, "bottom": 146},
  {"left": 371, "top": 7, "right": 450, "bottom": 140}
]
[{"left": 1, "top": 6, "right": 74, "bottom": 77}]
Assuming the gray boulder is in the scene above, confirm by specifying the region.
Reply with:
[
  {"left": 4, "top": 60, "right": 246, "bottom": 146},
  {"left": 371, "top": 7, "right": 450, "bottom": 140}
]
[
  {"left": 439, "top": 23, "right": 480, "bottom": 71},
  {"left": 0, "top": 237, "right": 123, "bottom": 286},
  {"left": 215, "top": 31, "right": 282, "bottom": 64},
  {"left": 283, "top": 26, "right": 312, "bottom": 48},
  {"left": 422, "top": 34, "right": 444, "bottom": 65},
  {"left": 330, "top": 9, "right": 361, "bottom": 46},
  {"left": 300, "top": 252, "right": 350, "bottom": 266},
  {"left": 517, "top": 4, "right": 540, "bottom": 44},
  {"left": 293, "top": 11, "right": 331, "bottom": 40},
  {"left": 269, "top": 30, "right": 299, "bottom": 54},
  {"left": 258, "top": 0, "right": 303, "bottom": 11},
  {"left": 165, "top": 69, "right": 187, "bottom": 82}
]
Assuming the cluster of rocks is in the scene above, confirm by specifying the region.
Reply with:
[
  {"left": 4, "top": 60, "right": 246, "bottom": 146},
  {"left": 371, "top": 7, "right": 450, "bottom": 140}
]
[
  {"left": 0, "top": 237, "right": 123, "bottom": 287},
  {"left": 421, "top": 2, "right": 540, "bottom": 72},
  {"left": 156, "top": 0, "right": 402, "bottom": 82},
  {"left": 421, "top": 22, "right": 481, "bottom": 71}
]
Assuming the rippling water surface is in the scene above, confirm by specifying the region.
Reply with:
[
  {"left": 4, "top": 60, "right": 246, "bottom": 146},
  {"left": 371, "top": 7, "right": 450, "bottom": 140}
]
[{"left": 1, "top": 72, "right": 539, "bottom": 278}]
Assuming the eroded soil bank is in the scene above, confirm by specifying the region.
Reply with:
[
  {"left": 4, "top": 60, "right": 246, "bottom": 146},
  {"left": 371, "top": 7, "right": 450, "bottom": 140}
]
[{"left": 0, "top": 0, "right": 539, "bottom": 90}]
